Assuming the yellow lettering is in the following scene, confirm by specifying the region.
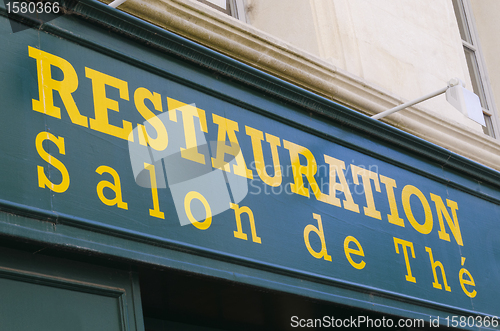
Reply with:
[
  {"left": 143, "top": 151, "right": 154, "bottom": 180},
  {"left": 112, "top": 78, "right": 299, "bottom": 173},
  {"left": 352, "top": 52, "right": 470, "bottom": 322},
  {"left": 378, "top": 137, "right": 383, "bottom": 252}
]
[
  {"left": 185, "top": 191, "right": 212, "bottom": 230},
  {"left": 322, "top": 155, "right": 359, "bottom": 212},
  {"left": 86, "top": 68, "right": 133, "bottom": 140},
  {"left": 430, "top": 193, "right": 463, "bottom": 246},
  {"left": 393, "top": 237, "right": 417, "bottom": 283},
  {"left": 230, "top": 203, "right": 261, "bottom": 243},
  {"left": 425, "top": 247, "right": 451, "bottom": 291},
  {"left": 282, "top": 140, "right": 322, "bottom": 199},
  {"left": 167, "top": 98, "right": 208, "bottom": 164},
  {"left": 95, "top": 165, "right": 128, "bottom": 210},
  {"left": 380, "top": 175, "right": 404, "bottom": 226},
  {"left": 245, "top": 126, "right": 282, "bottom": 187},
  {"left": 303, "top": 213, "right": 332, "bottom": 261},
  {"left": 351, "top": 165, "right": 381, "bottom": 220},
  {"left": 344, "top": 236, "right": 365, "bottom": 269},
  {"left": 402, "top": 185, "right": 433, "bottom": 234},
  {"left": 35, "top": 131, "right": 70, "bottom": 193},
  {"left": 211, "top": 114, "right": 252, "bottom": 178},
  {"left": 28, "top": 46, "right": 87, "bottom": 127},
  {"left": 459, "top": 258, "right": 476, "bottom": 298},
  {"left": 144, "top": 163, "right": 164, "bottom": 219},
  {"left": 134, "top": 87, "right": 168, "bottom": 151}
]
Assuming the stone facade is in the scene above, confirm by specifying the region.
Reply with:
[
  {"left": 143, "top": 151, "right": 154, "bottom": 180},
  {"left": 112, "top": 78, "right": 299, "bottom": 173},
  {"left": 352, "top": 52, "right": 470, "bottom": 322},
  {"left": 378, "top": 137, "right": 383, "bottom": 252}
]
[{"left": 104, "top": 0, "right": 500, "bottom": 170}]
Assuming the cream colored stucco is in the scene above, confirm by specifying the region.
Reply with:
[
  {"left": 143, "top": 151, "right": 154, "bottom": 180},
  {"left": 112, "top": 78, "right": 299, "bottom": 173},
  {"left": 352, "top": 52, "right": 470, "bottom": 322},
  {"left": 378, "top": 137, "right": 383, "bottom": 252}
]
[
  {"left": 101, "top": 0, "right": 500, "bottom": 171},
  {"left": 248, "top": 0, "right": 483, "bottom": 132},
  {"left": 245, "top": 0, "right": 320, "bottom": 58},
  {"left": 469, "top": 0, "right": 500, "bottom": 129}
]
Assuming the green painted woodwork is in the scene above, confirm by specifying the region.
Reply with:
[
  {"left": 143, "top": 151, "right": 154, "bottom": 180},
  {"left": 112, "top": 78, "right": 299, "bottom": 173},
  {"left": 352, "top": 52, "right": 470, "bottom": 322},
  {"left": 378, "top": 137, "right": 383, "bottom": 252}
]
[
  {"left": 0, "top": 0, "right": 499, "bottom": 328},
  {"left": 0, "top": 246, "right": 144, "bottom": 331}
]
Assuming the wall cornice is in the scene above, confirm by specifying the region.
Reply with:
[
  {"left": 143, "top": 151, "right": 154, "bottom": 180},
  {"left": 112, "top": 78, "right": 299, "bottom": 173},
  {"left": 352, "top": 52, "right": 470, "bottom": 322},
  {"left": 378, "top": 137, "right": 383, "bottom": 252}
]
[{"left": 102, "top": 0, "right": 500, "bottom": 172}]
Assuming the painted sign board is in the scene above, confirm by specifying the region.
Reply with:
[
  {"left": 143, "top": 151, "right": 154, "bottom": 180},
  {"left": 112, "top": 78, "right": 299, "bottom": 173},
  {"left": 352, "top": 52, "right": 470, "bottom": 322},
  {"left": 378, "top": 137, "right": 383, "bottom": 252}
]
[{"left": 1, "top": 0, "right": 499, "bottom": 327}]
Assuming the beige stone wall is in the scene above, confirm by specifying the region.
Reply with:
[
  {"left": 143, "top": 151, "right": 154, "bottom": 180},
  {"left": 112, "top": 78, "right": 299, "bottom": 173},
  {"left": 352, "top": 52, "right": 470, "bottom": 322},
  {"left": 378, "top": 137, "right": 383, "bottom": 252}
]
[
  {"left": 246, "top": 0, "right": 320, "bottom": 57},
  {"left": 247, "top": 0, "right": 483, "bottom": 133},
  {"left": 469, "top": 0, "right": 500, "bottom": 127},
  {"left": 102, "top": 0, "right": 500, "bottom": 171}
]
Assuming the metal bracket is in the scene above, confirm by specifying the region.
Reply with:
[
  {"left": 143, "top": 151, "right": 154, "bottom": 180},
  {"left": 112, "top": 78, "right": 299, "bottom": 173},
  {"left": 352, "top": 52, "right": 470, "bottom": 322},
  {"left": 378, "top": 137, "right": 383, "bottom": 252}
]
[
  {"left": 108, "top": 0, "right": 128, "bottom": 8},
  {"left": 372, "top": 78, "right": 460, "bottom": 120}
]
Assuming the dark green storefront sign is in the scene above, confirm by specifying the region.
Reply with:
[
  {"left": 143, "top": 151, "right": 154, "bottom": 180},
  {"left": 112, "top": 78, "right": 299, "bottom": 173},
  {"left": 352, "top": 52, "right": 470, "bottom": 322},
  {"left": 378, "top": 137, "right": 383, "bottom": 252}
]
[{"left": 1, "top": 0, "right": 499, "bottom": 327}]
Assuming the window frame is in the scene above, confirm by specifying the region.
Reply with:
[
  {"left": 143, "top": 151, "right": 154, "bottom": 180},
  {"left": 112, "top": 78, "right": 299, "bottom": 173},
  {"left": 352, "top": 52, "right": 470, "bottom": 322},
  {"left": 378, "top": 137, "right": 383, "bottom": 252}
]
[
  {"left": 196, "top": 0, "right": 246, "bottom": 22},
  {"left": 452, "top": 0, "right": 499, "bottom": 138}
]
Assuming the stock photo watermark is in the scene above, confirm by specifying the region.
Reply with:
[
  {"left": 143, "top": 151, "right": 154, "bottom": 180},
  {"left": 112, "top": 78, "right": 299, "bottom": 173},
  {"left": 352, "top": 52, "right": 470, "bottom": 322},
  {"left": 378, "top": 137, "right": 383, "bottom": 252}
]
[
  {"left": 128, "top": 103, "right": 380, "bottom": 227},
  {"left": 3, "top": 0, "right": 76, "bottom": 33}
]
